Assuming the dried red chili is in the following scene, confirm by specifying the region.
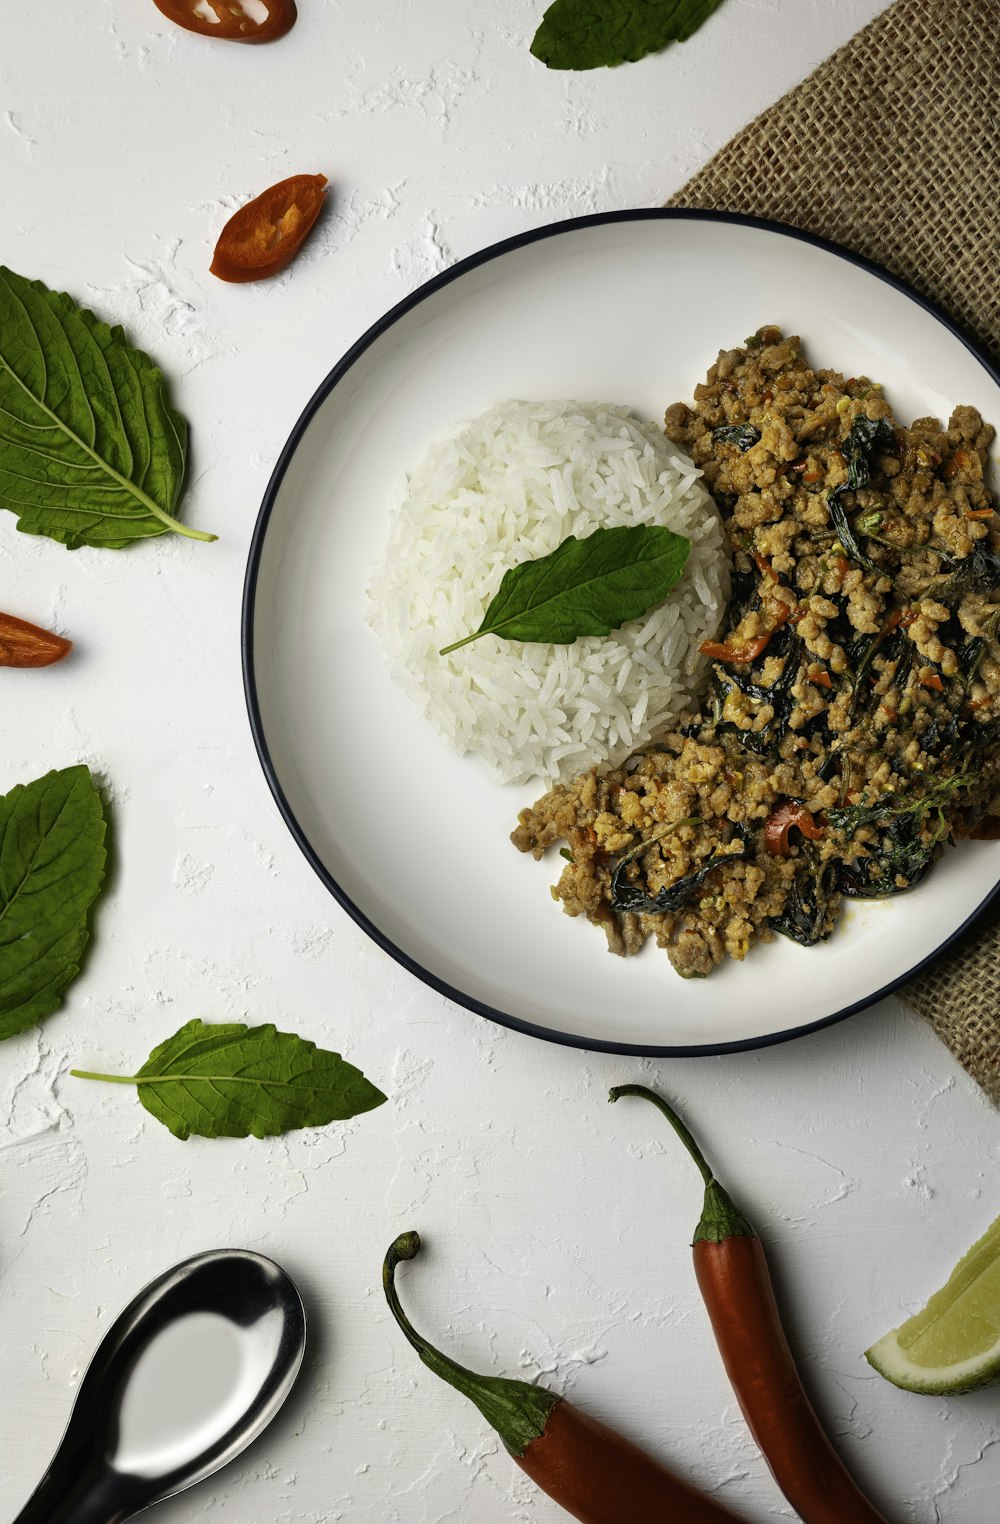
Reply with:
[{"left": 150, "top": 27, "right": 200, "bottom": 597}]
[
  {"left": 700, "top": 603, "right": 790, "bottom": 665},
  {"left": 211, "top": 174, "right": 327, "bottom": 283},
  {"left": 919, "top": 672, "right": 945, "bottom": 692},
  {"left": 807, "top": 669, "right": 832, "bottom": 689},
  {"left": 0, "top": 611, "right": 72, "bottom": 668},
  {"left": 611, "top": 1087, "right": 890, "bottom": 1524},
  {"left": 152, "top": 0, "right": 297, "bottom": 43},
  {"left": 384, "top": 1232, "right": 748, "bottom": 1524},
  {"left": 763, "top": 800, "right": 825, "bottom": 857}
]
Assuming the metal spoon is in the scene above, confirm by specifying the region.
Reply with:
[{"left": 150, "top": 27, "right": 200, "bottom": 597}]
[{"left": 12, "top": 1248, "right": 306, "bottom": 1524}]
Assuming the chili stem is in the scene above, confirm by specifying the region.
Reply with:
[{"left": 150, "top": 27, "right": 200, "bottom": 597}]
[
  {"left": 610, "top": 1084, "right": 755, "bottom": 1243},
  {"left": 609, "top": 1083, "right": 714, "bottom": 1184},
  {"left": 382, "top": 1232, "right": 557, "bottom": 1455}
]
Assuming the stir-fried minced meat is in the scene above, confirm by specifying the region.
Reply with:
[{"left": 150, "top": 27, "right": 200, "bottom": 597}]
[{"left": 512, "top": 328, "right": 1000, "bottom": 979}]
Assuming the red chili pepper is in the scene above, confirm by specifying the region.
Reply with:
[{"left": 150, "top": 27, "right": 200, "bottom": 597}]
[
  {"left": 966, "top": 508, "right": 994, "bottom": 520},
  {"left": 919, "top": 672, "right": 944, "bottom": 692},
  {"left": 610, "top": 1087, "right": 890, "bottom": 1524},
  {"left": 753, "top": 552, "right": 778, "bottom": 582},
  {"left": 383, "top": 1233, "right": 749, "bottom": 1524},
  {"left": 0, "top": 611, "right": 72, "bottom": 668},
  {"left": 210, "top": 174, "right": 327, "bottom": 283},
  {"left": 944, "top": 448, "right": 971, "bottom": 478},
  {"left": 700, "top": 603, "right": 790, "bottom": 665},
  {"left": 808, "top": 669, "right": 833, "bottom": 689},
  {"left": 763, "top": 800, "right": 825, "bottom": 857},
  {"left": 151, "top": 0, "right": 297, "bottom": 42}
]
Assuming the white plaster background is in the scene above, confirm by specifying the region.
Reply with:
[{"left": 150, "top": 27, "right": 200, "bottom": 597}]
[{"left": 3, "top": 1, "right": 999, "bottom": 1520}]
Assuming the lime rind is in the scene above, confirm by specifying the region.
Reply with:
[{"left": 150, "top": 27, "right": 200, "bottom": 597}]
[
  {"left": 865, "top": 1328, "right": 1000, "bottom": 1395},
  {"left": 866, "top": 1211, "right": 1000, "bottom": 1394}
]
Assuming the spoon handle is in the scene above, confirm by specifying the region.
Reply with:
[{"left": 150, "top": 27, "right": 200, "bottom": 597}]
[{"left": 12, "top": 1466, "right": 129, "bottom": 1524}]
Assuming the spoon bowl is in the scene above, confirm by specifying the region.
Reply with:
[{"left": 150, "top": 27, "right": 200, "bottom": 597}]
[{"left": 13, "top": 1249, "right": 306, "bottom": 1524}]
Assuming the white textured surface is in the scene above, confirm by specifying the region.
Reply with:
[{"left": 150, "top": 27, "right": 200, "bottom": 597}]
[{"left": 6, "top": 2, "right": 1000, "bottom": 1521}]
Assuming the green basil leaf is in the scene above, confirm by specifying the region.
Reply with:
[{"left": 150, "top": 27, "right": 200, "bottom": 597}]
[
  {"left": 0, "top": 266, "right": 216, "bottom": 549},
  {"left": 439, "top": 523, "right": 690, "bottom": 655},
  {"left": 531, "top": 0, "right": 726, "bottom": 70},
  {"left": 72, "top": 1019, "right": 388, "bottom": 1140},
  {"left": 0, "top": 766, "right": 107, "bottom": 1041}
]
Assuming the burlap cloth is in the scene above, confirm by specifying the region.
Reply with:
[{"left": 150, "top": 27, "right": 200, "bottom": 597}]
[{"left": 668, "top": 0, "right": 1000, "bottom": 1101}]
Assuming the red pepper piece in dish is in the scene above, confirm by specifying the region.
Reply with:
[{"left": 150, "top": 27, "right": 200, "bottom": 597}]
[
  {"left": 700, "top": 603, "right": 791, "bottom": 665},
  {"left": 152, "top": 0, "right": 297, "bottom": 43},
  {"left": 210, "top": 174, "right": 327, "bottom": 284},
  {"left": 763, "top": 800, "right": 825, "bottom": 857}
]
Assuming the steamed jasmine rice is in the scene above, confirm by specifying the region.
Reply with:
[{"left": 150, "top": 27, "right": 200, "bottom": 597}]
[{"left": 366, "top": 400, "right": 730, "bottom": 787}]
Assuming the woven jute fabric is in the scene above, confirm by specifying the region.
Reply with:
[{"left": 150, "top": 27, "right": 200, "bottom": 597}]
[{"left": 668, "top": 0, "right": 1000, "bottom": 1101}]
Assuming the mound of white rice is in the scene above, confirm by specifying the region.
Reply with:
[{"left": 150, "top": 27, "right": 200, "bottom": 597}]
[{"left": 367, "top": 400, "right": 730, "bottom": 787}]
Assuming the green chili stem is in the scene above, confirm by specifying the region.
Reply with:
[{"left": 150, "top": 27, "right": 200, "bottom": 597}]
[
  {"left": 609, "top": 1084, "right": 713, "bottom": 1184},
  {"left": 382, "top": 1232, "right": 558, "bottom": 1456},
  {"left": 609, "top": 1085, "right": 756, "bottom": 1244}
]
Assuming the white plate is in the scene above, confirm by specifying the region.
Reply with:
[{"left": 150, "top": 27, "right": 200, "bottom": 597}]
[{"left": 243, "top": 211, "right": 1000, "bottom": 1054}]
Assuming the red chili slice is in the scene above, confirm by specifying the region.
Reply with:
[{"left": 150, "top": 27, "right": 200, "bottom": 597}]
[
  {"left": 919, "top": 672, "right": 945, "bottom": 692},
  {"left": 0, "top": 611, "right": 72, "bottom": 667},
  {"left": 152, "top": 0, "right": 297, "bottom": 43},
  {"left": 211, "top": 174, "right": 327, "bottom": 284},
  {"left": 700, "top": 603, "right": 791, "bottom": 665},
  {"left": 763, "top": 800, "right": 825, "bottom": 857}
]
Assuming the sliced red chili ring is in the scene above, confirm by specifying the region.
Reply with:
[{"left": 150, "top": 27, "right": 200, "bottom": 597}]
[
  {"left": 152, "top": 0, "right": 297, "bottom": 43},
  {"left": 211, "top": 173, "right": 327, "bottom": 283},
  {"left": 763, "top": 800, "right": 825, "bottom": 857}
]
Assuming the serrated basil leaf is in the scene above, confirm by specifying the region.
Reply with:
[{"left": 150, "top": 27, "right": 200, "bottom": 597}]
[
  {"left": 72, "top": 1018, "right": 387, "bottom": 1140},
  {"left": 439, "top": 523, "right": 690, "bottom": 655},
  {"left": 0, "top": 765, "right": 107, "bottom": 1041},
  {"left": 531, "top": 0, "right": 726, "bottom": 71},
  {"left": 0, "top": 266, "right": 216, "bottom": 549}
]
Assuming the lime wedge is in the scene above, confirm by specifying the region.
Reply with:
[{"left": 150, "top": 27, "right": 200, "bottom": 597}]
[{"left": 866, "top": 1211, "right": 1000, "bottom": 1393}]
